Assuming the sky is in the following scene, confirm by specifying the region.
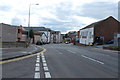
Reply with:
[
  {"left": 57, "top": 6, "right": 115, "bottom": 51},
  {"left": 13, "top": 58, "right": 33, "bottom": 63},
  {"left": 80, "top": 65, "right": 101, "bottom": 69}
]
[{"left": 0, "top": 0, "right": 119, "bottom": 34}]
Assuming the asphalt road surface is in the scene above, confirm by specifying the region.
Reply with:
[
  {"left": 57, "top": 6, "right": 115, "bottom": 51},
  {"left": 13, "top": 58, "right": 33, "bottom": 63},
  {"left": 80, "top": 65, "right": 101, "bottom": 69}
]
[{"left": 2, "top": 44, "right": 119, "bottom": 78}]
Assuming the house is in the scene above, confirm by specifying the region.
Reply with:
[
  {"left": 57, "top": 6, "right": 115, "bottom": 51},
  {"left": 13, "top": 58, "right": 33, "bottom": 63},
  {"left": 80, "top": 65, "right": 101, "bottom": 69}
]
[
  {"left": 66, "top": 31, "right": 78, "bottom": 43},
  {"left": 79, "top": 16, "right": 120, "bottom": 45},
  {"left": 24, "top": 27, "right": 51, "bottom": 43},
  {"left": 50, "top": 31, "right": 61, "bottom": 43},
  {"left": 20, "top": 28, "right": 43, "bottom": 44}
]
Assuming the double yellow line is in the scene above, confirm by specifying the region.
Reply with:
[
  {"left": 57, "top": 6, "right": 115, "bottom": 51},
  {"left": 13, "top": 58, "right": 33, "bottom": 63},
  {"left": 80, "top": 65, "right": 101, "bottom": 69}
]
[{"left": 0, "top": 47, "right": 46, "bottom": 64}]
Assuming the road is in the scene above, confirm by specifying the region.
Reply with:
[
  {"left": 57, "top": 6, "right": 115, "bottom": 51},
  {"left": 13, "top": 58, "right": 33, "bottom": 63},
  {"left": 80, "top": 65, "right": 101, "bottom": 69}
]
[{"left": 2, "top": 44, "right": 118, "bottom": 78}]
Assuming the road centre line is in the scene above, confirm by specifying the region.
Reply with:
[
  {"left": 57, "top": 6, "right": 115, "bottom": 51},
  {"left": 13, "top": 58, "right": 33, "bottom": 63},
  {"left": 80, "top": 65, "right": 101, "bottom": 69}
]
[
  {"left": 43, "top": 66, "right": 49, "bottom": 71},
  {"left": 36, "top": 59, "right": 40, "bottom": 63},
  {"left": 34, "top": 72, "right": 40, "bottom": 78},
  {"left": 35, "top": 66, "right": 40, "bottom": 71},
  {"left": 41, "top": 56, "right": 45, "bottom": 58},
  {"left": 81, "top": 55, "right": 104, "bottom": 64},
  {"left": 42, "top": 57, "right": 46, "bottom": 63},
  {"left": 55, "top": 49, "right": 63, "bottom": 54},
  {"left": 40, "top": 53, "right": 51, "bottom": 78},
  {"left": 58, "top": 52, "right": 63, "bottom": 54},
  {"left": 36, "top": 63, "right": 39, "bottom": 67},
  {"left": 44, "top": 72, "right": 51, "bottom": 78},
  {"left": 67, "top": 50, "right": 76, "bottom": 53},
  {"left": 43, "top": 62, "right": 47, "bottom": 67},
  {"left": 37, "top": 57, "right": 40, "bottom": 60}
]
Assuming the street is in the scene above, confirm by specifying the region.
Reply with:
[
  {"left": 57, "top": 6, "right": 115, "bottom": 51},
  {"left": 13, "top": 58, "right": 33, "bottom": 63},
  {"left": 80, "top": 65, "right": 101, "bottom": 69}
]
[{"left": 2, "top": 44, "right": 118, "bottom": 78}]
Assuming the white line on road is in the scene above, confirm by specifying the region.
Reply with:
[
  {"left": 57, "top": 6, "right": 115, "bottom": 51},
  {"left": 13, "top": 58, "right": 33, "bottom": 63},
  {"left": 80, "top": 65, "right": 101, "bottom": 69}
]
[
  {"left": 35, "top": 66, "right": 40, "bottom": 71},
  {"left": 40, "top": 53, "right": 52, "bottom": 78},
  {"left": 58, "top": 52, "right": 63, "bottom": 54},
  {"left": 37, "top": 55, "right": 40, "bottom": 57},
  {"left": 43, "top": 66, "right": 49, "bottom": 71},
  {"left": 44, "top": 72, "right": 51, "bottom": 78},
  {"left": 43, "top": 62, "right": 47, "bottom": 67},
  {"left": 81, "top": 55, "right": 104, "bottom": 64},
  {"left": 37, "top": 57, "right": 40, "bottom": 60},
  {"left": 42, "top": 57, "right": 46, "bottom": 63},
  {"left": 41, "top": 55, "right": 45, "bottom": 58},
  {"left": 34, "top": 72, "right": 40, "bottom": 78},
  {"left": 36, "top": 63, "right": 39, "bottom": 67},
  {"left": 67, "top": 50, "right": 76, "bottom": 54},
  {"left": 36, "top": 59, "right": 40, "bottom": 63}
]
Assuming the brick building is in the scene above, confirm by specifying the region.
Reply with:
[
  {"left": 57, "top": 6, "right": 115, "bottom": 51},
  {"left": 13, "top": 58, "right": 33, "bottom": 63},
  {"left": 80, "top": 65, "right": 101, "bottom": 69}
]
[
  {"left": 0, "top": 23, "right": 20, "bottom": 42},
  {"left": 80, "top": 16, "right": 120, "bottom": 45}
]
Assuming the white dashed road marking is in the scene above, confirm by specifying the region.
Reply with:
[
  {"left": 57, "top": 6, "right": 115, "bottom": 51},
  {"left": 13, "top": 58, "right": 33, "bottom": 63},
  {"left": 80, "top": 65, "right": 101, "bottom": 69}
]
[
  {"left": 34, "top": 53, "right": 51, "bottom": 78},
  {"left": 41, "top": 53, "right": 52, "bottom": 78},
  {"left": 43, "top": 63, "right": 47, "bottom": 67},
  {"left": 35, "top": 66, "right": 40, "bottom": 71},
  {"left": 43, "top": 66, "right": 49, "bottom": 71},
  {"left": 34, "top": 72, "right": 40, "bottom": 78},
  {"left": 81, "top": 55, "right": 104, "bottom": 64},
  {"left": 36, "top": 59, "right": 40, "bottom": 63},
  {"left": 42, "top": 57, "right": 46, "bottom": 63},
  {"left": 34, "top": 54, "right": 41, "bottom": 79},
  {"left": 45, "top": 72, "right": 51, "bottom": 78},
  {"left": 36, "top": 63, "right": 39, "bottom": 67},
  {"left": 67, "top": 50, "right": 76, "bottom": 54}
]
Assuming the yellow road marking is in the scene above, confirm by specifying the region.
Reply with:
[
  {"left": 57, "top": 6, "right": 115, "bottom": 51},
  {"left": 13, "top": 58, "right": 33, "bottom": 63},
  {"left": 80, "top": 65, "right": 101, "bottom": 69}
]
[{"left": 0, "top": 47, "right": 46, "bottom": 64}]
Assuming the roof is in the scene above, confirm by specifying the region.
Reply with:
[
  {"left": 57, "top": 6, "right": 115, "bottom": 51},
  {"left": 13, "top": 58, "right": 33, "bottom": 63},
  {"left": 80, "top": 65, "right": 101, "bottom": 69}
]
[
  {"left": 0, "top": 23, "right": 21, "bottom": 27},
  {"left": 23, "top": 27, "right": 51, "bottom": 31},
  {"left": 80, "top": 16, "right": 119, "bottom": 30},
  {"left": 22, "top": 30, "right": 44, "bottom": 35}
]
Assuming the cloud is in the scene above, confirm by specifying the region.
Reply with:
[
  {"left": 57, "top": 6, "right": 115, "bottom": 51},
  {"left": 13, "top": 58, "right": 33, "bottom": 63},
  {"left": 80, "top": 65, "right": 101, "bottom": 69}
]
[
  {"left": 0, "top": 5, "right": 12, "bottom": 11},
  {"left": 79, "top": 2, "right": 118, "bottom": 19},
  {"left": 0, "top": 0, "right": 119, "bottom": 34},
  {"left": 11, "top": 16, "right": 24, "bottom": 26}
]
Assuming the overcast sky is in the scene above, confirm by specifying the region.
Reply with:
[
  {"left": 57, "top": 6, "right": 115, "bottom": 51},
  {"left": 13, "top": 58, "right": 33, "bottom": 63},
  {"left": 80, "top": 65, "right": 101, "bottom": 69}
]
[{"left": 0, "top": 0, "right": 119, "bottom": 33}]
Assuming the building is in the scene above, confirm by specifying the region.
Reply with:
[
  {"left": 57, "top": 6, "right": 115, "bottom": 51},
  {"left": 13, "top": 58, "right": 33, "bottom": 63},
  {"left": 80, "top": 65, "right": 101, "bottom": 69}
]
[
  {"left": 0, "top": 23, "right": 21, "bottom": 42},
  {"left": 50, "top": 31, "right": 61, "bottom": 43},
  {"left": 66, "top": 31, "right": 78, "bottom": 43},
  {"left": 79, "top": 16, "right": 120, "bottom": 45},
  {"left": 24, "top": 27, "right": 51, "bottom": 43}
]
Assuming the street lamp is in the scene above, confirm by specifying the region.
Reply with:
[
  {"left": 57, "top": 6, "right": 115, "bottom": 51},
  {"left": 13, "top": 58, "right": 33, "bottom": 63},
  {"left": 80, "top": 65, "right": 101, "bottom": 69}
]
[{"left": 28, "top": 3, "right": 39, "bottom": 43}]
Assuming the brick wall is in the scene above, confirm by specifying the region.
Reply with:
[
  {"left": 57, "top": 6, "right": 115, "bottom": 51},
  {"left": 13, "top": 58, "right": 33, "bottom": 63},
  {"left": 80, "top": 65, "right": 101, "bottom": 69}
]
[
  {"left": 94, "top": 17, "right": 119, "bottom": 43},
  {"left": 1, "top": 23, "right": 18, "bottom": 42}
]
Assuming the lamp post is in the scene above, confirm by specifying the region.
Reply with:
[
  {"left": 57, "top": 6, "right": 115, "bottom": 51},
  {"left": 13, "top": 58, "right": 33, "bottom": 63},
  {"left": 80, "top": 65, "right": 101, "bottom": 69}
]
[{"left": 28, "top": 3, "right": 39, "bottom": 43}]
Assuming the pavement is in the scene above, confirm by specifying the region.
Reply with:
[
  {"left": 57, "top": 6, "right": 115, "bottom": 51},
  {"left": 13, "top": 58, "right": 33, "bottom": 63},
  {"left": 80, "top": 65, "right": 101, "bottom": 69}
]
[
  {"left": 1, "top": 44, "right": 43, "bottom": 60},
  {"left": 2, "top": 44, "right": 119, "bottom": 78}
]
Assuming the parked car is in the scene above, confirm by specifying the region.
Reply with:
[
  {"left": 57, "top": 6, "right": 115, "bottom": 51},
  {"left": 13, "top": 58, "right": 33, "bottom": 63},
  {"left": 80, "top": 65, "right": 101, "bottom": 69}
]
[
  {"left": 65, "top": 41, "right": 69, "bottom": 44},
  {"left": 36, "top": 40, "right": 43, "bottom": 45},
  {"left": 106, "top": 40, "right": 114, "bottom": 44}
]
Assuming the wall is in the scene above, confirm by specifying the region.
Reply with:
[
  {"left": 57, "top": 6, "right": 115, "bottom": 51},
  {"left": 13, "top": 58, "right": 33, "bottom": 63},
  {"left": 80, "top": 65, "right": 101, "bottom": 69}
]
[
  {"left": 34, "top": 35, "right": 41, "bottom": 43},
  {"left": 94, "top": 17, "right": 119, "bottom": 43},
  {"left": 80, "top": 27, "right": 94, "bottom": 45},
  {"left": 1, "top": 23, "right": 17, "bottom": 42},
  {"left": 21, "top": 34, "right": 27, "bottom": 42}
]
